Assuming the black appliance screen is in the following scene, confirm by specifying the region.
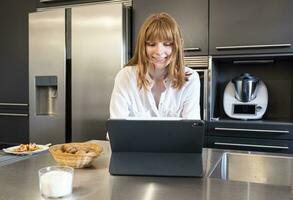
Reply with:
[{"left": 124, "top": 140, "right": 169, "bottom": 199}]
[{"left": 233, "top": 104, "right": 256, "bottom": 114}]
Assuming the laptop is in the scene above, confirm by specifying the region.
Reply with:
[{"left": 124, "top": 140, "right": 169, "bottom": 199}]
[{"left": 106, "top": 119, "right": 205, "bottom": 177}]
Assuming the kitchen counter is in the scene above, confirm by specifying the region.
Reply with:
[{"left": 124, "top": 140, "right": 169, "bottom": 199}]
[
  {"left": 0, "top": 151, "right": 31, "bottom": 167},
  {"left": 0, "top": 141, "right": 292, "bottom": 200}
]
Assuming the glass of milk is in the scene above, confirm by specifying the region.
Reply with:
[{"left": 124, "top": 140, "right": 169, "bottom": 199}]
[{"left": 39, "top": 166, "right": 74, "bottom": 198}]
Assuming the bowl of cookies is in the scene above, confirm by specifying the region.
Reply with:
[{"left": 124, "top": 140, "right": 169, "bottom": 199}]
[{"left": 49, "top": 143, "right": 103, "bottom": 168}]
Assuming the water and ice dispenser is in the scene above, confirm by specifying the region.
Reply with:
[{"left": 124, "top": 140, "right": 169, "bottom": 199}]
[{"left": 35, "top": 76, "right": 58, "bottom": 115}]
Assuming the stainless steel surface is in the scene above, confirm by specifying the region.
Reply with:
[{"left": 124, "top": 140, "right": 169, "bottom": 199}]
[
  {"left": 0, "top": 103, "right": 28, "bottom": 106},
  {"left": 209, "top": 152, "right": 293, "bottom": 186},
  {"left": 214, "top": 142, "right": 289, "bottom": 150},
  {"left": 0, "top": 113, "right": 28, "bottom": 117},
  {"left": 36, "top": 86, "right": 57, "bottom": 115},
  {"left": 233, "top": 81, "right": 257, "bottom": 102},
  {"left": 0, "top": 141, "right": 292, "bottom": 200},
  {"left": 37, "top": 0, "right": 132, "bottom": 11},
  {"left": 183, "top": 47, "right": 200, "bottom": 51},
  {"left": 122, "top": 4, "right": 130, "bottom": 65},
  {"left": 39, "top": 0, "right": 132, "bottom": 3},
  {"left": 29, "top": 9, "right": 66, "bottom": 144},
  {"left": 214, "top": 127, "right": 290, "bottom": 134},
  {"left": 0, "top": 152, "right": 32, "bottom": 167},
  {"left": 208, "top": 56, "right": 213, "bottom": 121},
  {"left": 216, "top": 43, "right": 291, "bottom": 50},
  {"left": 184, "top": 56, "right": 209, "bottom": 68},
  {"left": 233, "top": 60, "right": 274, "bottom": 64},
  {"left": 30, "top": 3, "right": 128, "bottom": 143},
  {"left": 71, "top": 3, "right": 125, "bottom": 141},
  {"left": 232, "top": 73, "right": 259, "bottom": 103}
]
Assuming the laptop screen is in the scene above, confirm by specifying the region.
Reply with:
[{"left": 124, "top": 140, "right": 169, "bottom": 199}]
[{"left": 106, "top": 119, "right": 205, "bottom": 153}]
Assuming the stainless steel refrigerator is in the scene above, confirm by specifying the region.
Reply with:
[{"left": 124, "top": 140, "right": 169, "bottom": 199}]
[{"left": 29, "top": 2, "right": 130, "bottom": 144}]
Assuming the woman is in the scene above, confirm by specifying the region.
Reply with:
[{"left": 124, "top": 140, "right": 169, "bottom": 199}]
[{"left": 110, "top": 13, "right": 200, "bottom": 119}]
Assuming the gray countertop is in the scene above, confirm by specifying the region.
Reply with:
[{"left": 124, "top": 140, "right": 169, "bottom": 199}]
[{"left": 0, "top": 141, "right": 292, "bottom": 200}]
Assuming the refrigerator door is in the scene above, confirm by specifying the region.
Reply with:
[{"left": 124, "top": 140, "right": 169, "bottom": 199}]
[
  {"left": 71, "top": 3, "right": 125, "bottom": 141},
  {"left": 29, "top": 9, "right": 66, "bottom": 144}
]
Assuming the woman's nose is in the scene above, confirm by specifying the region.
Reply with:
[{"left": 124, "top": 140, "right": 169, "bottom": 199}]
[{"left": 154, "top": 43, "right": 164, "bottom": 54}]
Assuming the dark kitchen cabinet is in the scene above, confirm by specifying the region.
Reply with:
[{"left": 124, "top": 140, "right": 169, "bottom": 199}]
[
  {"left": 207, "top": 121, "right": 293, "bottom": 153},
  {"left": 0, "top": 116, "right": 29, "bottom": 146},
  {"left": 208, "top": 120, "right": 293, "bottom": 140},
  {"left": 0, "top": 0, "right": 36, "bottom": 145},
  {"left": 209, "top": 55, "right": 293, "bottom": 122},
  {"left": 132, "top": 0, "right": 208, "bottom": 56},
  {"left": 0, "top": 0, "right": 36, "bottom": 103},
  {"left": 209, "top": 0, "right": 293, "bottom": 55},
  {"left": 208, "top": 136, "right": 293, "bottom": 154},
  {"left": 207, "top": 55, "right": 293, "bottom": 154}
]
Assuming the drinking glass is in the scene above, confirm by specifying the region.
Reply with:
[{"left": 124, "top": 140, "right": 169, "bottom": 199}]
[{"left": 39, "top": 166, "right": 74, "bottom": 198}]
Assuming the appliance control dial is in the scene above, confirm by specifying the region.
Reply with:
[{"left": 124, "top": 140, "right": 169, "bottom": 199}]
[{"left": 256, "top": 105, "right": 262, "bottom": 112}]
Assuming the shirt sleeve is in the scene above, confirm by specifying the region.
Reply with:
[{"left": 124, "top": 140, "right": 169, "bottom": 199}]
[
  {"left": 109, "top": 69, "right": 130, "bottom": 118},
  {"left": 181, "top": 70, "right": 201, "bottom": 119}
]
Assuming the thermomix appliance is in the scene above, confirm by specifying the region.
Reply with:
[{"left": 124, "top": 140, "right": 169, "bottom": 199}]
[{"left": 223, "top": 73, "right": 268, "bottom": 120}]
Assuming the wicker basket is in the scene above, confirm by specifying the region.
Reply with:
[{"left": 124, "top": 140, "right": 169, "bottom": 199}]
[{"left": 49, "top": 143, "right": 103, "bottom": 168}]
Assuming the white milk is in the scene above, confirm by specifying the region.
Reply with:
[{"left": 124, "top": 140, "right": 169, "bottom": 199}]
[{"left": 40, "top": 170, "right": 73, "bottom": 198}]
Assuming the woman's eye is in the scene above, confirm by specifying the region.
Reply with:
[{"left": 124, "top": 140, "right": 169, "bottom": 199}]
[
  {"left": 164, "top": 42, "right": 173, "bottom": 46},
  {"left": 146, "top": 42, "right": 155, "bottom": 46}
]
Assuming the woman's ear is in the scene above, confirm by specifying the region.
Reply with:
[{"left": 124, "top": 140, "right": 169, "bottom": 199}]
[{"left": 181, "top": 38, "right": 184, "bottom": 46}]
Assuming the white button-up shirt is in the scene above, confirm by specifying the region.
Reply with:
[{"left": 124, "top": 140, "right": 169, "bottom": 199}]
[{"left": 110, "top": 66, "right": 201, "bottom": 119}]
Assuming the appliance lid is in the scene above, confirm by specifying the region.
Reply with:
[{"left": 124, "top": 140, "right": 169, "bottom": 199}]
[{"left": 232, "top": 73, "right": 259, "bottom": 83}]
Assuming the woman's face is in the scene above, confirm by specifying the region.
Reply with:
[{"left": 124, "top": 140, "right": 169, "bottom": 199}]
[{"left": 145, "top": 40, "right": 172, "bottom": 70}]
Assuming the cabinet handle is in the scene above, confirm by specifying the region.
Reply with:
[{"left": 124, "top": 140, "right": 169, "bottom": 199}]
[
  {"left": 233, "top": 60, "right": 274, "bottom": 64},
  {"left": 39, "top": 0, "right": 54, "bottom": 2},
  {"left": 0, "top": 113, "right": 28, "bottom": 117},
  {"left": 0, "top": 103, "right": 28, "bottom": 106},
  {"left": 216, "top": 43, "right": 291, "bottom": 50},
  {"left": 214, "top": 142, "right": 289, "bottom": 150},
  {"left": 214, "top": 127, "right": 290, "bottom": 134},
  {"left": 184, "top": 47, "right": 200, "bottom": 51}
]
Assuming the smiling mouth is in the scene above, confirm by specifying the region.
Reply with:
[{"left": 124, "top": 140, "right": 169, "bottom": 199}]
[{"left": 152, "top": 57, "right": 167, "bottom": 62}]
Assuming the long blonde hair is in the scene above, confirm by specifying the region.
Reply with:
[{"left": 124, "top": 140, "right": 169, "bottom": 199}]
[{"left": 127, "top": 13, "right": 185, "bottom": 90}]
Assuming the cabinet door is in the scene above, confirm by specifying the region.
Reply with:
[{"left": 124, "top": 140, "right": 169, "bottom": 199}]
[
  {"left": 208, "top": 121, "right": 293, "bottom": 140},
  {"left": 208, "top": 136, "right": 293, "bottom": 154},
  {"left": 133, "top": 0, "right": 208, "bottom": 56},
  {"left": 0, "top": 0, "right": 35, "bottom": 144},
  {"left": 0, "top": 0, "right": 36, "bottom": 103},
  {"left": 0, "top": 116, "right": 29, "bottom": 144},
  {"left": 209, "top": 0, "right": 293, "bottom": 55}
]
